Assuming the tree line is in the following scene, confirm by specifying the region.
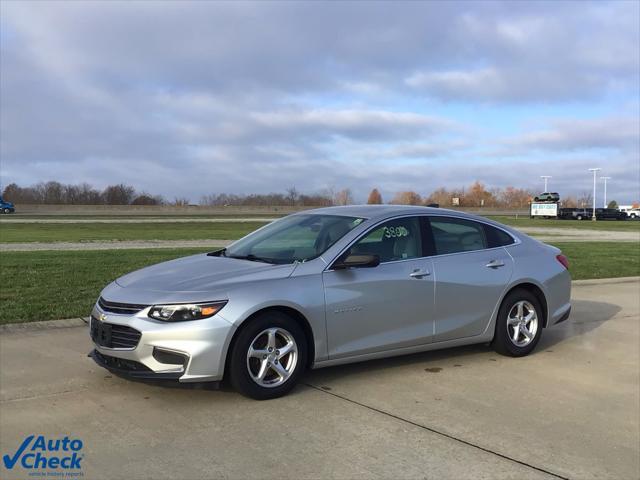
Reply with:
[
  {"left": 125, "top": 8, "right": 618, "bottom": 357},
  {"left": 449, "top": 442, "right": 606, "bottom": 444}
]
[
  {"left": 373, "top": 182, "right": 536, "bottom": 208},
  {"left": 1, "top": 180, "right": 598, "bottom": 209},
  {"left": 1, "top": 181, "right": 165, "bottom": 205}
]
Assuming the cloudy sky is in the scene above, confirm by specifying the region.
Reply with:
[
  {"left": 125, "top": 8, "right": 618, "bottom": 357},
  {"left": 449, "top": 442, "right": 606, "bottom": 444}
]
[{"left": 1, "top": 1, "right": 639, "bottom": 203}]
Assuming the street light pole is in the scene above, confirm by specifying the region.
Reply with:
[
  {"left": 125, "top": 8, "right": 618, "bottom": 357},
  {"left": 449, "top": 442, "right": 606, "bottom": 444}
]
[
  {"left": 600, "top": 177, "right": 611, "bottom": 208},
  {"left": 540, "top": 175, "right": 552, "bottom": 192},
  {"left": 588, "top": 168, "right": 601, "bottom": 221}
]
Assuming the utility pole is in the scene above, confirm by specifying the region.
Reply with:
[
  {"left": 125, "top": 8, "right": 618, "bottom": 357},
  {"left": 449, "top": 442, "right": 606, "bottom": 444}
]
[
  {"left": 540, "top": 175, "right": 552, "bottom": 192},
  {"left": 588, "top": 168, "right": 601, "bottom": 220},
  {"left": 600, "top": 177, "right": 611, "bottom": 208}
]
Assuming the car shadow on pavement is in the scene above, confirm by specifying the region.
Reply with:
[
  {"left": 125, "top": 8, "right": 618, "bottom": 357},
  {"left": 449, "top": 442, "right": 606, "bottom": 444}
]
[
  {"left": 537, "top": 298, "right": 621, "bottom": 350},
  {"left": 304, "top": 298, "right": 621, "bottom": 385}
]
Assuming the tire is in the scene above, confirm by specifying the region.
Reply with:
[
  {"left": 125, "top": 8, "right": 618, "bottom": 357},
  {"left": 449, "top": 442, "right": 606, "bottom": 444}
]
[
  {"left": 492, "top": 289, "right": 543, "bottom": 357},
  {"left": 2, "top": 208, "right": 9, "bottom": 214},
  {"left": 228, "top": 311, "right": 307, "bottom": 400},
  {"left": 576, "top": 215, "right": 583, "bottom": 220}
]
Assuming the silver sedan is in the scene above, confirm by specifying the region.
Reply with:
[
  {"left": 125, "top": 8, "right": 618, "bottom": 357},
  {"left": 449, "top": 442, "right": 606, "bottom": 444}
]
[{"left": 89, "top": 205, "right": 571, "bottom": 399}]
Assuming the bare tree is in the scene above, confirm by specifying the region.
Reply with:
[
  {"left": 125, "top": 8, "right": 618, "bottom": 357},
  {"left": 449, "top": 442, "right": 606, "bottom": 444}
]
[
  {"left": 103, "top": 184, "right": 136, "bottom": 205},
  {"left": 466, "top": 181, "right": 495, "bottom": 207},
  {"left": 173, "top": 197, "right": 190, "bottom": 206},
  {"left": 577, "top": 191, "right": 593, "bottom": 208},
  {"left": 286, "top": 187, "right": 299, "bottom": 206},
  {"left": 334, "top": 188, "right": 353, "bottom": 206},
  {"left": 391, "top": 191, "right": 422, "bottom": 205},
  {"left": 500, "top": 186, "right": 533, "bottom": 208},
  {"left": 43, "top": 181, "right": 65, "bottom": 204},
  {"left": 424, "top": 187, "right": 451, "bottom": 206},
  {"left": 132, "top": 193, "right": 164, "bottom": 205},
  {"left": 560, "top": 196, "right": 578, "bottom": 208}
]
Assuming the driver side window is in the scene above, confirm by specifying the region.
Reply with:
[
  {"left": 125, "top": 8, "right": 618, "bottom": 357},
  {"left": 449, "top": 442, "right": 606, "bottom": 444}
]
[{"left": 350, "top": 217, "right": 422, "bottom": 263}]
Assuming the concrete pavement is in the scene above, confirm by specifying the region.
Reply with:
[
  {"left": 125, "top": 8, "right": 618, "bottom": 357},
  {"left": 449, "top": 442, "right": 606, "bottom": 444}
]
[{"left": 1, "top": 281, "right": 638, "bottom": 479}]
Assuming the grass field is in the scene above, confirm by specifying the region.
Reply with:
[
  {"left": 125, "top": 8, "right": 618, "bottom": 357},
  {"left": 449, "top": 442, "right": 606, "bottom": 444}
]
[
  {"left": 487, "top": 216, "right": 640, "bottom": 231},
  {"left": 551, "top": 242, "right": 640, "bottom": 281},
  {"left": 0, "top": 248, "right": 206, "bottom": 323},
  {"left": 1, "top": 215, "right": 638, "bottom": 243},
  {"left": 0, "top": 242, "right": 638, "bottom": 324},
  {"left": 0, "top": 221, "right": 266, "bottom": 243},
  {"left": 0, "top": 214, "right": 281, "bottom": 220}
]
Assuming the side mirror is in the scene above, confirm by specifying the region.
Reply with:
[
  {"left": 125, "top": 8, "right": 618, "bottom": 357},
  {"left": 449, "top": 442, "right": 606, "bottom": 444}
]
[{"left": 332, "top": 253, "right": 380, "bottom": 270}]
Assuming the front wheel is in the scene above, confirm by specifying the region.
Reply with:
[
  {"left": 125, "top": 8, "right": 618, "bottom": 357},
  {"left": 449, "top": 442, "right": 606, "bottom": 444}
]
[
  {"left": 492, "top": 289, "right": 543, "bottom": 357},
  {"left": 228, "top": 311, "right": 307, "bottom": 400},
  {"left": 2, "top": 208, "right": 10, "bottom": 214}
]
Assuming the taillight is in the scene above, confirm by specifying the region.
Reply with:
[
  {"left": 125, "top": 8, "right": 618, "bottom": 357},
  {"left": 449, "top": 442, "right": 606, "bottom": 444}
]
[{"left": 556, "top": 254, "right": 569, "bottom": 270}]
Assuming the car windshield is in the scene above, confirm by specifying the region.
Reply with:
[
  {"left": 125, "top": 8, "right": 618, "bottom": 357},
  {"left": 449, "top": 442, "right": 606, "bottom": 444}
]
[{"left": 223, "top": 214, "right": 365, "bottom": 264}]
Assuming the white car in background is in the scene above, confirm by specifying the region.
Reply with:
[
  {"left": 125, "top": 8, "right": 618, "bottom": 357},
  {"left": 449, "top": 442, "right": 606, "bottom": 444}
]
[{"left": 618, "top": 206, "right": 640, "bottom": 219}]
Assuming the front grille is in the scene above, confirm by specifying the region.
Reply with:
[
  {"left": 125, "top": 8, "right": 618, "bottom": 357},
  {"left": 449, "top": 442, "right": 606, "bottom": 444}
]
[
  {"left": 98, "top": 297, "right": 148, "bottom": 315},
  {"left": 91, "top": 316, "right": 141, "bottom": 349}
]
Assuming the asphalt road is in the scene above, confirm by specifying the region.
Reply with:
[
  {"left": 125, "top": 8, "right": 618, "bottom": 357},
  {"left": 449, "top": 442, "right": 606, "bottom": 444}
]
[{"left": 1, "top": 280, "right": 638, "bottom": 479}]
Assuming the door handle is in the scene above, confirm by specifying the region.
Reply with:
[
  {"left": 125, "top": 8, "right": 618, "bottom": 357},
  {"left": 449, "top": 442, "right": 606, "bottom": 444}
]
[
  {"left": 485, "top": 260, "right": 505, "bottom": 269},
  {"left": 409, "top": 269, "right": 430, "bottom": 278}
]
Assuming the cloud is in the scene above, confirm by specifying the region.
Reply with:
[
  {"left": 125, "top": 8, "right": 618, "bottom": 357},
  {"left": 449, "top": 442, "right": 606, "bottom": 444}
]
[
  {"left": 0, "top": 1, "right": 639, "bottom": 203},
  {"left": 500, "top": 117, "right": 640, "bottom": 153},
  {"left": 249, "top": 109, "right": 451, "bottom": 141},
  {"left": 405, "top": 67, "right": 606, "bottom": 103},
  {"left": 352, "top": 141, "right": 471, "bottom": 161}
]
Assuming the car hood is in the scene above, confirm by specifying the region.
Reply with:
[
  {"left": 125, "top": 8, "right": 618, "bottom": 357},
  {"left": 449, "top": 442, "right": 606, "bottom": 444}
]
[{"left": 109, "top": 253, "right": 296, "bottom": 302}]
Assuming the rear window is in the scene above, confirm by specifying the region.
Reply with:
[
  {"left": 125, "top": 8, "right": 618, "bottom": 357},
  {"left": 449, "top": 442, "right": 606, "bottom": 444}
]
[
  {"left": 484, "top": 224, "right": 515, "bottom": 247},
  {"left": 429, "top": 217, "right": 487, "bottom": 254}
]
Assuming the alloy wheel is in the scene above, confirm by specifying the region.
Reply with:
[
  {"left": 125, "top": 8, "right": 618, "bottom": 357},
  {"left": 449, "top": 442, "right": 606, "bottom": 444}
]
[
  {"left": 506, "top": 300, "right": 539, "bottom": 347},
  {"left": 246, "top": 327, "right": 298, "bottom": 388}
]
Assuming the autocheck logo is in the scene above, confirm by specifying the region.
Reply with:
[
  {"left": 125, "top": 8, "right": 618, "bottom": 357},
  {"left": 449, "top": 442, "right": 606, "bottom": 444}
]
[{"left": 3, "top": 435, "right": 84, "bottom": 474}]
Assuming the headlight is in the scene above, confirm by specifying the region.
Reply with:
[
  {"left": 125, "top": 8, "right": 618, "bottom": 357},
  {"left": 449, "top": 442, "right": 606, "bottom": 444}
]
[{"left": 148, "top": 301, "right": 227, "bottom": 322}]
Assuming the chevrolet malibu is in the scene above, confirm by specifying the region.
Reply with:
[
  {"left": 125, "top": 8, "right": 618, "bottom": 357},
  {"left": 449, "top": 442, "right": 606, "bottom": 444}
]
[{"left": 89, "top": 205, "right": 571, "bottom": 399}]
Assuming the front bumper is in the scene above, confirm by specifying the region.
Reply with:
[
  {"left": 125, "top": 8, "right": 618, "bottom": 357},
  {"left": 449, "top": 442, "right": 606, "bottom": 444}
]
[
  {"left": 89, "top": 349, "right": 183, "bottom": 380},
  {"left": 89, "top": 303, "right": 236, "bottom": 382}
]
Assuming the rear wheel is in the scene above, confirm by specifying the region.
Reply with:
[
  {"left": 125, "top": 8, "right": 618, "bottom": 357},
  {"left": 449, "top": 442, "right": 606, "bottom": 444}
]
[
  {"left": 229, "top": 311, "right": 307, "bottom": 400},
  {"left": 492, "top": 289, "right": 543, "bottom": 357}
]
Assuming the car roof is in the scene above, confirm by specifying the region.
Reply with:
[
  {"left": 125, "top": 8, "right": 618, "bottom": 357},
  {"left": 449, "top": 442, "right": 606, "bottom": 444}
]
[{"left": 296, "top": 204, "right": 481, "bottom": 222}]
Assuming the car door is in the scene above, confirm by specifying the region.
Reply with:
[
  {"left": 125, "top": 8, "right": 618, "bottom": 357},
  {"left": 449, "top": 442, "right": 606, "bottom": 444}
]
[
  {"left": 323, "top": 216, "right": 435, "bottom": 359},
  {"left": 427, "top": 216, "right": 514, "bottom": 342}
]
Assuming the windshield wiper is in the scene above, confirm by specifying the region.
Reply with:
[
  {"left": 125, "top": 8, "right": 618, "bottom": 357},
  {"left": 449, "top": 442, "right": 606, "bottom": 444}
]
[
  {"left": 206, "top": 248, "right": 227, "bottom": 257},
  {"left": 227, "top": 254, "right": 276, "bottom": 264}
]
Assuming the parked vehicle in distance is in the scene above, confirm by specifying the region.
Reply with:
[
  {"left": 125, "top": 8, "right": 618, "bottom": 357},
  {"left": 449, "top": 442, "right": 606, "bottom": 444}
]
[
  {"left": 0, "top": 196, "right": 15, "bottom": 214},
  {"left": 89, "top": 205, "right": 572, "bottom": 399},
  {"left": 595, "top": 208, "right": 627, "bottom": 220},
  {"left": 619, "top": 207, "right": 640, "bottom": 219},
  {"left": 558, "top": 208, "right": 589, "bottom": 220},
  {"left": 534, "top": 192, "right": 560, "bottom": 203},
  {"left": 559, "top": 207, "right": 627, "bottom": 220}
]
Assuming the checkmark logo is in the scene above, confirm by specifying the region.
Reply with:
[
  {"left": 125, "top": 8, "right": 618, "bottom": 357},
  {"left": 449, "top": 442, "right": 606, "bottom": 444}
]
[{"left": 3, "top": 435, "right": 34, "bottom": 470}]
